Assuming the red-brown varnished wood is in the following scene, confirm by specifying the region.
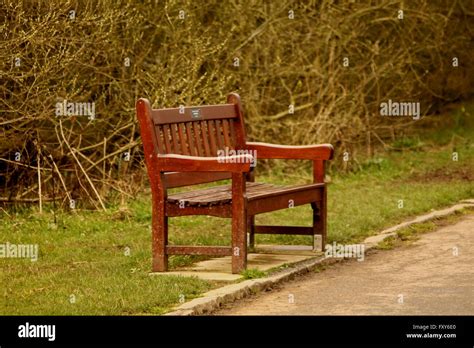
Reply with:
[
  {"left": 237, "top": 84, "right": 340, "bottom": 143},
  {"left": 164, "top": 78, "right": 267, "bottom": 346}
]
[
  {"left": 317, "top": 186, "right": 327, "bottom": 250},
  {"left": 157, "top": 153, "right": 253, "bottom": 172},
  {"left": 154, "top": 127, "right": 165, "bottom": 154},
  {"left": 184, "top": 122, "right": 197, "bottom": 156},
  {"left": 313, "top": 160, "right": 327, "bottom": 250},
  {"left": 247, "top": 170, "right": 256, "bottom": 249},
  {"left": 166, "top": 182, "right": 323, "bottom": 207},
  {"left": 207, "top": 120, "right": 218, "bottom": 155},
  {"left": 222, "top": 119, "right": 232, "bottom": 148},
  {"left": 313, "top": 160, "right": 325, "bottom": 183},
  {"left": 214, "top": 119, "right": 225, "bottom": 150},
  {"left": 231, "top": 172, "right": 247, "bottom": 273},
  {"left": 162, "top": 124, "right": 172, "bottom": 153},
  {"left": 247, "top": 187, "right": 322, "bottom": 215},
  {"left": 246, "top": 142, "right": 334, "bottom": 161},
  {"left": 253, "top": 225, "right": 314, "bottom": 235},
  {"left": 227, "top": 93, "right": 246, "bottom": 149},
  {"left": 200, "top": 121, "right": 211, "bottom": 156},
  {"left": 136, "top": 94, "right": 333, "bottom": 273},
  {"left": 170, "top": 123, "right": 180, "bottom": 154},
  {"left": 136, "top": 99, "right": 168, "bottom": 272},
  {"left": 177, "top": 123, "right": 189, "bottom": 155},
  {"left": 229, "top": 119, "right": 237, "bottom": 146},
  {"left": 152, "top": 173, "right": 168, "bottom": 272},
  {"left": 164, "top": 172, "right": 231, "bottom": 189},
  {"left": 152, "top": 104, "right": 237, "bottom": 125},
  {"left": 192, "top": 122, "right": 204, "bottom": 156},
  {"left": 166, "top": 203, "right": 232, "bottom": 218}
]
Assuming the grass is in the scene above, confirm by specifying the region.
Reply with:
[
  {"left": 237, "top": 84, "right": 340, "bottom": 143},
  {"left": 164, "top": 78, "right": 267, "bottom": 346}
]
[
  {"left": 1, "top": 104, "right": 474, "bottom": 315},
  {"left": 241, "top": 269, "right": 267, "bottom": 280},
  {"left": 375, "top": 208, "right": 473, "bottom": 250}
]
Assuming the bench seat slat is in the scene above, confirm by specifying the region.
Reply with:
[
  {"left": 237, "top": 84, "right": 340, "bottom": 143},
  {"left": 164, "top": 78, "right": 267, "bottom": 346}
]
[{"left": 167, "top": 182, "right": 324, "bottom": 206}]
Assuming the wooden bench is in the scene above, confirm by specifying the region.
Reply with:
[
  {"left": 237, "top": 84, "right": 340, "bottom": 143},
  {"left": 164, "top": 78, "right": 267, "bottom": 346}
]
[{"left": 136, "top": 93, "right": 334, "bottom": 274}]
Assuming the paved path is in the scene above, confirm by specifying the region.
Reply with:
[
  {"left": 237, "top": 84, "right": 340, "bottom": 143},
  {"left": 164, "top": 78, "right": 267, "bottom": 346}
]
[{"left": 216, "top": 214, "right": 474, "bottom": 315}]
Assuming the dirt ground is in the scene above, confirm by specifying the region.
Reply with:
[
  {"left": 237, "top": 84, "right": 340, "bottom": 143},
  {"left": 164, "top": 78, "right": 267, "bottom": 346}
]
[{"left": 215, "top": 214, "right": 474, "bottom": 315}]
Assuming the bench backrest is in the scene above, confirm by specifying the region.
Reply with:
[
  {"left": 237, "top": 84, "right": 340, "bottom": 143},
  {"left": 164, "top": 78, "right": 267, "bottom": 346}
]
[{"left": 136, "top": 93, "right": 247, "bottom": 188}]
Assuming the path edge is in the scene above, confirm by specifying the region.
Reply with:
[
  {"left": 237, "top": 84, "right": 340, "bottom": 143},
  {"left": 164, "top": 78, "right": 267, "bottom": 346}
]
[{"left": 165, "top": 199, "right": 474, "bottom": 316}]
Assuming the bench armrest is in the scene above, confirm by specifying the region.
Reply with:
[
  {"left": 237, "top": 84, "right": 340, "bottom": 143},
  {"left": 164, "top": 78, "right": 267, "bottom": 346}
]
[
  {"left": 157, "top": 154, "right": 253, "bottom": 172},
  {"left": 246, "top": 142, "right": 334, "bottom": 160}
]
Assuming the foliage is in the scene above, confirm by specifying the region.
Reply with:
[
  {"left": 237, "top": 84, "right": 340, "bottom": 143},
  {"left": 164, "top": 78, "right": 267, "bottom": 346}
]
[{"left": 1, "top": 0, "right": 473, "bottom": 207}]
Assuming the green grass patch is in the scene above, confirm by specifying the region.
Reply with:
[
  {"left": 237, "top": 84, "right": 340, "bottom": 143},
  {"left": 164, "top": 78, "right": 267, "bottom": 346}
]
[
  {"left": 1, "top": 105, "right": 473, "bottom": 315},
  {"left": 241, "top": 268, "right": 267, "bottom": 279},
  {"left": 375, "top": 208, "right": 473, "bottom": 250}
]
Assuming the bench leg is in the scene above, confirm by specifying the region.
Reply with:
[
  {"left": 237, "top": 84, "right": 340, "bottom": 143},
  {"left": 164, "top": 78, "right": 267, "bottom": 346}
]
[
  {"left": 232, "top": 209, "right": 247, "bottom": 273},
  {"left": 152, "top": 198, "right": 168, "bottom": 272},
  {"left": 248, "top": 215, "right": 255, "bottom": 251},
  {"left": 232, "top": 173, "right": 247, "bottom": 274},
  {"left": 312, "top": 187, "right": 327, "bottom": 252},
  {"left": 311, "top": 202, "right": 320, "bottom": 250},
  {"left": 321, "top": 186, "right": 327, "bottom": 251},
  {"left": 246, "top": 171, "right": 256, "bottom": 251}
]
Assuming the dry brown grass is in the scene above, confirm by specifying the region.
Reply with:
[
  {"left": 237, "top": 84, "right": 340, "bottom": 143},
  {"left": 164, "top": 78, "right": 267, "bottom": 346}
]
[{"left": 1, "top": 0, "right": 473, "bottom": 208}]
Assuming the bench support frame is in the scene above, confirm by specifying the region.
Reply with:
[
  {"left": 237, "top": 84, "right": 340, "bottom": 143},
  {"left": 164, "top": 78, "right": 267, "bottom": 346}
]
[{"left": 136, "top": 94, "right": 333, "bottom": 274}]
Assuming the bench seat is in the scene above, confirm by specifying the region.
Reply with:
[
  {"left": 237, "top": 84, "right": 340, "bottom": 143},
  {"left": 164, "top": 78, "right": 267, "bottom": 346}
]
[
  {"left": 136, "top": 93, "right": 333, "bottom": 273},
  {"left": 168, "top": 182, "right": 325, "bottom": 206}
]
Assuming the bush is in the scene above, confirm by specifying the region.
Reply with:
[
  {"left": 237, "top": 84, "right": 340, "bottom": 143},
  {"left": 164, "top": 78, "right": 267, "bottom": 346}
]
[{"left": 1, "top": 0, "right": 473, "bottom": 207}]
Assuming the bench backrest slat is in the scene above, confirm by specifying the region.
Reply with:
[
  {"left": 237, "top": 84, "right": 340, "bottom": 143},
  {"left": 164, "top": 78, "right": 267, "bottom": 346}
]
[
  {"left": 151, "top": 102, "right": 244, "bottom": 156},
  {"left": 163, "top": 171, "right": 231, "bottom": 188},
  {"left": 151, "top": 104, "right": 237, "bottom": 124}
]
